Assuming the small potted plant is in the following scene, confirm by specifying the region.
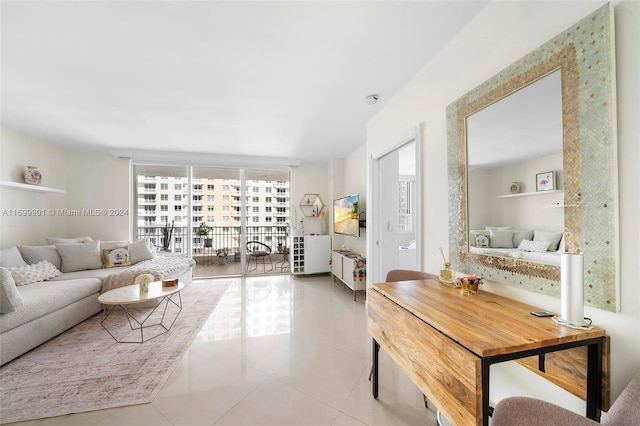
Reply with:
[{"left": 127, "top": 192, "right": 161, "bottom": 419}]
[
  {"left": 196, "top": 222, "right": 212, "bottom": 248},
  {"left": 162, "top": 220, "right": 174, "bottom": 251}
]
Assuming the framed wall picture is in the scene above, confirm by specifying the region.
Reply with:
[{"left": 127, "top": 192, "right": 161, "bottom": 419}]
[{"left": 536, "top": 171, "right": 555, "bottom": 191}]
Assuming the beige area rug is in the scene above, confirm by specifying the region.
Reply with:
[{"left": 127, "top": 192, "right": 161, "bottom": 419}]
[{"left": 0, "top": 281, "right": 230, "bottom": 424}]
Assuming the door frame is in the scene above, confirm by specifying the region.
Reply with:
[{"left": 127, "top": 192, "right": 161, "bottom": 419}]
[{"left": 368, "top": 124, "right": 423, "bottom": 286}]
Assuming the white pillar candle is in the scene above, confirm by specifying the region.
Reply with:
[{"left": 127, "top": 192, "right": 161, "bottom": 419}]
[{"left": 560, "top": 252, "right": 584, "bottom": 325}]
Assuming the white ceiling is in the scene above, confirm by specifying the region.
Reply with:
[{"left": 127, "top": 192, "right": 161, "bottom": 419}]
[{"left": 1, "top": 1, "right": 489, "bottom": 165}]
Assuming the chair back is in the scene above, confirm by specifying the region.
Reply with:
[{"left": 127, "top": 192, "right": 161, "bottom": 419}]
[
  {"left": 246, "top": 241, "right": 272, "bottom": 255},
  {"left": 385, "top": 269, "right": 438, "bottom": 282}
]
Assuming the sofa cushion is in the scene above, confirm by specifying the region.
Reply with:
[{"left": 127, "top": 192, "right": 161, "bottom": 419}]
[
  {"left": 46, "top": 267, "right": 127, "bottom": 282},
  {"left": 0, "top": 246, "right": 27, "bottom": 268},
  {"left": 0, "top": 278, "right": 101, "bottom": 333},
  {"left": 55, "top": 241, "right": 103, "bottom": 272},
  {"left": 8, "top": 260, "right": 62, "bottom": 286},
  {"left": 0, "top": 267, "right": 24, "bottom": 313},
  {"left": 17, "top": 245, "right": 62, "bottom": 269}
]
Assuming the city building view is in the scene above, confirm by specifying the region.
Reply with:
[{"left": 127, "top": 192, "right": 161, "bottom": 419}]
[{"left": 134, "top": 165, "right": 291, "bottom": 277}]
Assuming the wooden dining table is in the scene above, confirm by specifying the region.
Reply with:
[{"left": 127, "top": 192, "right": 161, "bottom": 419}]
[{"left": 368, "top": 279, "right": 608, "bottom": 426}]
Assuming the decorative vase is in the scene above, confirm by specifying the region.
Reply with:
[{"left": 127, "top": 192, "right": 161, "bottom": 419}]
[
  {"left": 24, "top": 166, "right": 42, "bottom": 185},
  {"left": 510, "top": 181, "right": 521, "bottom": 194}
]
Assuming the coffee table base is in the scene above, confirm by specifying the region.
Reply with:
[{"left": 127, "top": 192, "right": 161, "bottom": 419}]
[{"left": 100, "top": 292, "right": 182, "bottom": 343}]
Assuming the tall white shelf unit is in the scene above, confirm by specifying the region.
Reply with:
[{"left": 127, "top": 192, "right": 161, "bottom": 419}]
[{"left": 291, "top": 235, "right": 331, "bottom": 275}]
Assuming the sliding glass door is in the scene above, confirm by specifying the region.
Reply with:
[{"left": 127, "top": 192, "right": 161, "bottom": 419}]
[{"left": 133, "top": 164, "right": 290, "bottom": 278}]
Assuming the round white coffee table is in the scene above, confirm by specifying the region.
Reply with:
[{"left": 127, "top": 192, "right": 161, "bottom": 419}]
[{"left": 98, "top": 281, "right": 184, "bottom": 343}]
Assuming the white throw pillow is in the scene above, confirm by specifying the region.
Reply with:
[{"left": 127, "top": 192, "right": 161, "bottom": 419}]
[
  {"left": 8, "top": 260, "right": 62, "bottom": 286},
  {"left": 0, "top": 267, "right": 24, "bottom": 313},
  {"left": 485, "top": 225, "right": 514, "bottom": 231},
  {"left": 518, "top": 239, "right": 551, "bottom": 253},
  {"left": 55, "top": 241, "right": 103, "bottom": 272},
  {"left": 128, "top": 239, "right": 155, "bottom": 264},
  {"left": 0, "top": 246, "right": 28, "bottom": 268},
  {"left": 489, "top": 229, "right": 514, "bottom": 248},
  {"left": 533, "top": 230, "right": 564, "bottom": 251},
  {"left": 18, "top": 245, "right": 62, "bottom": 269}
]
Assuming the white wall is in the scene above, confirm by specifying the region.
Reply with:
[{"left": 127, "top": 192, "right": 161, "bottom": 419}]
[
  {"left": 366, "top": 0, "right": 639, "bottom": 415},
  {"left": 0, "top": 127, "right": 130, "bottom": 247},
  {"left": 291, "top": 162, "right": 330, "bottom": 237}
]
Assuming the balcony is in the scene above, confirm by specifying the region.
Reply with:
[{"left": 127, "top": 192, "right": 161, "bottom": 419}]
[{"left": 136, "top": 225, "right": 291, "bottom": 277}]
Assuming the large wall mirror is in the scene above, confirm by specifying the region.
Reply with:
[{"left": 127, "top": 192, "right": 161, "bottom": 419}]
[{"left": 446, "top": 4, "right": 619, "bottom": 311}]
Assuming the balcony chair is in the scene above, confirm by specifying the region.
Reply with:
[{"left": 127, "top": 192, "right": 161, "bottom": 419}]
[
  {"left": 369, "top": 269, "right": 439, "bottom": 408},
  {"left": 246, "top": 241, "right": 273, "bottom": 272},
  {"left": 492, "top": 371, "right": 640, "bottom": 426}
]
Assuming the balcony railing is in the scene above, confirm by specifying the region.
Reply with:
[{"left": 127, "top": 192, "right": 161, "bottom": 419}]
[{"left": 135, "top": 225, "right": 290, "bottom": 255}]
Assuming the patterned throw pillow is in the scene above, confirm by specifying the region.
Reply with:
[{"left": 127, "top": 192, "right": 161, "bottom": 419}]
[
  {"left": 102, "top": 247, "right": 132, "bottom": 268},
  {"left": 517, "top": 239, "right": 551, "bottom": 253},
  {"left": 475, "top": 234, "right": 490, "bottom": 248},
  {"left": 8, "top": 260, "right": 62, "bottom": 286}
]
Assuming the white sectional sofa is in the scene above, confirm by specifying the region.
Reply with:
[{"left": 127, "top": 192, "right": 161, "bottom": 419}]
[{"left": 0, "top": 237, "right": 194, "bottom": 366}]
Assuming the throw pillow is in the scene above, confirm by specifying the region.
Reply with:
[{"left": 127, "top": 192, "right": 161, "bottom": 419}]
[
  {"left": 475, "top": 234, "right": 490, "bottom": 248},
  {"left": 485, "top": 225, "right": 514, "bottom": 231},
  {"left": 17, "top": 245, "right": 62, "bottom": 269},
  {"left": 0, "top": 267, "right": 24, "bottom": 313},
  {"left": 8, "top": 260, "right": 62, "bottom": 286},
  {"left": 55, "top": 241, "right": 103, "bottom": 272},
  {"left": 533, "top": 230, "right": 564, "bottom": 251},
  {"left": 0, "top": 246, "right": 28, "bottom": 268},
  {"left": 512, "top": 230, "right": 535, "bottom": 248},
  {"left": 102, "top": 247, "right": 131, "bottom": 268},
  {"left": 45, "top": 236, "right": 93, "bottom": 245},
  {"left": 128, "top": 239, "right": 156, "bottom": 264},
  {"left": 518, "top": 239, "right": 551, "bottom": 253},
  {"left": 469, "top": 230, "right": 489, "bottom": 247},
  {"left": 489, "top": 229, "right": 514, "bottom": 248}
]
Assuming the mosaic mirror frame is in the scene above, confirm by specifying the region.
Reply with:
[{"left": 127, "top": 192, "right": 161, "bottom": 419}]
[{"left": 446, "top": 5, "right": 618, "bottom": 311}]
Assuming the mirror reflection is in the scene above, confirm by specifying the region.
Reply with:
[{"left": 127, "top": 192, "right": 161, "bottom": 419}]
[{"left": 466, "top": 70, "right": 564, "bottom": 266}]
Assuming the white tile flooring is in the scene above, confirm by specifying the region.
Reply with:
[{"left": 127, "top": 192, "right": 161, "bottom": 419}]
[{"left": 14, "top": 275, "right": 438, "bottom": 426}]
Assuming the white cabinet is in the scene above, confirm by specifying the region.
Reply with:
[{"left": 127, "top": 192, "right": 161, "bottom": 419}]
[
  {"left": 291, "top": 235, "right": 331, "bottom": 275},
  {"left": 331, "top": 250, "right": 366, "bottom": 300}
]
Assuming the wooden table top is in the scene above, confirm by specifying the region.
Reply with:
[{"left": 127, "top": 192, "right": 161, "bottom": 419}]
[{"left": 371, "top": 279, "right": 606, "bottom": 358}]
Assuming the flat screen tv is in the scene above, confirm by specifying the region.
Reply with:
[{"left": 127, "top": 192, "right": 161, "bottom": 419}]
[{"left": 333, "top": 194, "right": 360, "bottom": 237}]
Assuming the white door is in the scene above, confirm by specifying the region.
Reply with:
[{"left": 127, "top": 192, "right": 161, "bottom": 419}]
[{"left": 369, "top": 131, "right": 421, "bottom": 284}]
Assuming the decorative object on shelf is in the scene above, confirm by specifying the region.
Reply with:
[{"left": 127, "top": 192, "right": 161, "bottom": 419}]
[
  {"left": 135, "top": 273, "right": 154, "bottom": 294},
  {"left": 23, "top": 166, "right": 42, "bottom": 185},
  {"left": 536, "top": 171, "right": 555, "bottom": 191},
  {"left": 299, "top": 193, "right": 325, "bottom": 217},
  {"left": 439, "top": 247, "right": 452, "bottom": 282},
  {"left": 509, "top": 181, "right": 521, "bottom": 194}
]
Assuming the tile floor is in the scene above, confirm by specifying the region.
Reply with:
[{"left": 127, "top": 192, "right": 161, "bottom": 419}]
[{"left": 12, "top": 275, "right": 438, "bottom": 426}]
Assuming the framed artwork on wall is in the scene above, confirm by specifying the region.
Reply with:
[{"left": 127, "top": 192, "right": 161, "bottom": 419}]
[{"left": 536, "top": 171, "right": 555, "bottom": 192}]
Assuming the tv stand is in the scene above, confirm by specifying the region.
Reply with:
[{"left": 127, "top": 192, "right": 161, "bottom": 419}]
[{"left": 331, "top": 250, "right": 366, "bottom": 301}]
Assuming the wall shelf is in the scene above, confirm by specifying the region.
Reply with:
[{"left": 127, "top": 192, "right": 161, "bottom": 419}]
[
  {"left": 496, "top": 189, "right": 562, "bottom": 199},
  {"left": 0, "top": 180, "right": 66, "bottom": 194}
]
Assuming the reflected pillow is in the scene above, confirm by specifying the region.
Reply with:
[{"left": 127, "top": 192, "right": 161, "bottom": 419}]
[
  {"left": 489, "top": 229, "right": 514, "bottom": 248},
  {"left": 533, "top": 230, "right": 564, "bottom": 251},
  {"left": 512, "top": 230, "right": 535, "bottom": 248},
  {"left": 485, "top": 225, "right": 514, "bottom": 231},
  {"left": 518, "top": 239, "right": 551, "bottom": 253},
  {"left": 475, "top": 234, "right": 490, "bottom": 248},
  {"left": 469, "top": 230, "right": 489, "bottom": 247}
]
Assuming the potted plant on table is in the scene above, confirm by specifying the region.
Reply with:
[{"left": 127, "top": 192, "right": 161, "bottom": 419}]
[{"left": 196, "top": 222, "right": 213, "bottom": 248}]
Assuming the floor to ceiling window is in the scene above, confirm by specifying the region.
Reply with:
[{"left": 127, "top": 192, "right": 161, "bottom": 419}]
[{"left": 133, "top": 164, "right": 290, "bottom": 278}]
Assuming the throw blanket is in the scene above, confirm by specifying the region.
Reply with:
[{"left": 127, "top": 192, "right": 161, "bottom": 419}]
[{"left": 101, "top": 256, "right": 195, "bottom": 293}]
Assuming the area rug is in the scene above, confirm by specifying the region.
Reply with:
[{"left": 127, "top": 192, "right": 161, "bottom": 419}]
[{"left": 0, "top": 281, "right": 230, "bottom": 424}]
